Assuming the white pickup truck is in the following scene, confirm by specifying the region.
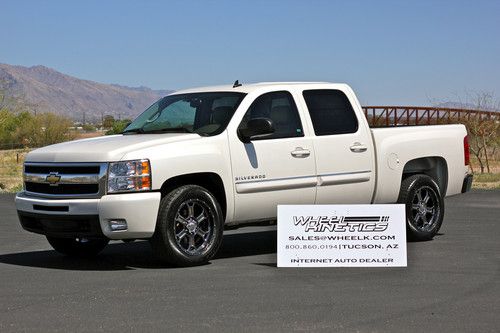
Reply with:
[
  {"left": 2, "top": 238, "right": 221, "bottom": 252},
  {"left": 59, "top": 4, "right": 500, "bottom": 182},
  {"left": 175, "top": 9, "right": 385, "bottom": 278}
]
[{"left": 15, "top": 82, "right": 472, "bottom": 266}]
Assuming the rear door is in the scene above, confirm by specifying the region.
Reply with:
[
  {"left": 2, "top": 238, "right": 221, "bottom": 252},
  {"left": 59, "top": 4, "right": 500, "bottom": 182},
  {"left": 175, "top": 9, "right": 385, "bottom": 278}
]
[
  {"left": 300, "top": 88, "right": 375, "bottom": 204},
  {"left": 228, "top": 90, "right": 317, "bottom": 222}
]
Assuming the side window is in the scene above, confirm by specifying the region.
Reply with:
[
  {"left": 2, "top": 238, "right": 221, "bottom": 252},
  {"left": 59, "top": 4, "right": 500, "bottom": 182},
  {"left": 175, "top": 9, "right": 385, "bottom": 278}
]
[
  {"left": 239, "top": 91, "right": 304, "bottom": 140},
  {"left": 302, "top": 89, "right": 358, "bottom": 136}
]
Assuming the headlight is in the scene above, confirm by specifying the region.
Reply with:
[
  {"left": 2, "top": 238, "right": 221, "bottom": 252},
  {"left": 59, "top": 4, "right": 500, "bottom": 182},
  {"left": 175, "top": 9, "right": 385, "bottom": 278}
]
[{"left": 107, "top": 159, "right": 151, "bottom": 193}]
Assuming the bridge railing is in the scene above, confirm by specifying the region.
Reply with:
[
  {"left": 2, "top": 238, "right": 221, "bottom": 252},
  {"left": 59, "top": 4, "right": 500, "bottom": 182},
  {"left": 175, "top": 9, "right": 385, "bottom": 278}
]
[{"left": 362, "top": 106, "right": 500, "bottom": 127}]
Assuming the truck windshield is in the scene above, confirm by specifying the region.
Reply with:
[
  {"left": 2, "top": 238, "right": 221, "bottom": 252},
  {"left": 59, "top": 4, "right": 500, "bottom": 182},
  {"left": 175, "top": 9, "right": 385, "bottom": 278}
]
[{"left": 123, "top": 92, "right": 246, "bottom": 136}]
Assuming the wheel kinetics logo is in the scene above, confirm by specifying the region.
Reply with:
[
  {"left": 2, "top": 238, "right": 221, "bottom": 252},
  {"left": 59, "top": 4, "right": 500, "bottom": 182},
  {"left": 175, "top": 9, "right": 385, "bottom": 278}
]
[{"left": 293, "top": 215, "right": 389, "bottom": 232}]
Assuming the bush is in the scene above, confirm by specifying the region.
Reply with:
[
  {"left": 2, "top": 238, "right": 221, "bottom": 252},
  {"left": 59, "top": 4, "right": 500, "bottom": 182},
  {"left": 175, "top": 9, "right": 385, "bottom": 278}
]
[
  {"left": 0, "top": 109, "right": 75, "bottom": 148},
  {"left": 105, "top": 119, "right": 131, "bottom": 135},
  {"left": 82, "top": 124, "right": 96, "bottom": 132}
]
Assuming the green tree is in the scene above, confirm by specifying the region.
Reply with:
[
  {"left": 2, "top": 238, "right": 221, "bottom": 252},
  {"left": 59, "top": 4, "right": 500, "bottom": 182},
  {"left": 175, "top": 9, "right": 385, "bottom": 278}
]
[
  {"left": 102, "top": 115, "right": 115, "bottom": 129},
  {"left": 14, "top": 112, "right": 75, "bottom": 147},
  {"left": 106, "top": 119, "right": 131, "bottom": 135},
  {"left": 1, "top": 86, "right": 76, "bottom": 149}
]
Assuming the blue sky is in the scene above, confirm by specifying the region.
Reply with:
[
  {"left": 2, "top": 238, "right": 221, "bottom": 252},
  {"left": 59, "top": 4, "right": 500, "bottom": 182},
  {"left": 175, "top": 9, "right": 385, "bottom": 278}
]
[{"left": 1, "top": 0, "right": 499, "bottom": 105}]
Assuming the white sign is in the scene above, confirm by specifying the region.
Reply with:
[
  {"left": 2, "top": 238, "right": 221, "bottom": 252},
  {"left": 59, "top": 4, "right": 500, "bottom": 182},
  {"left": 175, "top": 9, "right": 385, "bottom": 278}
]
[{"left": 277, "top": 204, "right": 407, "bottom": 267}]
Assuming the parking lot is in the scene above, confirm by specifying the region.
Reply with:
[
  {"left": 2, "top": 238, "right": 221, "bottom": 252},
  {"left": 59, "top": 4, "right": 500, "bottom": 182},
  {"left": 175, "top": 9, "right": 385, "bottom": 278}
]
[{"left": 0, "top": 190, "right": 499, "bottom": 332}]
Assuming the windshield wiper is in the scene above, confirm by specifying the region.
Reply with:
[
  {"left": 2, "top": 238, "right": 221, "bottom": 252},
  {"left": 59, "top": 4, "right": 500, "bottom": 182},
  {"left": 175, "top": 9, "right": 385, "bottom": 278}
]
[{"left": 122, "top": 128, "right": 145, "bottom": 134}]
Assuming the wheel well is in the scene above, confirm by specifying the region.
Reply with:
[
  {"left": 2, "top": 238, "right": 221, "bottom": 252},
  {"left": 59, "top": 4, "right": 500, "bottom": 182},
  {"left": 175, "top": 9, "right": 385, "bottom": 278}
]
[
  {"left": 402, "top": 157, "right": 448, "bottom": 196},
  {"left": 160, "top": 173, "right": 226, "bottom": 219}
]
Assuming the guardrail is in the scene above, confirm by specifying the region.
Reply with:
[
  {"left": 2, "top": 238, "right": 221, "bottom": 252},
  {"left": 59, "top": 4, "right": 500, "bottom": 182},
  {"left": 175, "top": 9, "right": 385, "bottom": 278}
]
[{"left": 362, "top": 106, "right": 500, "bottom": 127}]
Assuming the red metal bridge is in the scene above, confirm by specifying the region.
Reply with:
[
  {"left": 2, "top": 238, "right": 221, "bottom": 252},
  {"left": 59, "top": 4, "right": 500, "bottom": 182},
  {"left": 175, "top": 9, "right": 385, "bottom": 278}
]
[{"left": 362, "top": 106, "right": 500, "bottom": 127}]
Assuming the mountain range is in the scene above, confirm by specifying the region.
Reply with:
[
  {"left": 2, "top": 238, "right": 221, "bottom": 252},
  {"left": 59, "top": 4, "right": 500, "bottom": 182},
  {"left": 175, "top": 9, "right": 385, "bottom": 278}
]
[
  {"left": 0, "top": 63, "right": 173, "bottom": 122},
  {"left": 2, "top": 63, "right": 497, "bottom": 123}
]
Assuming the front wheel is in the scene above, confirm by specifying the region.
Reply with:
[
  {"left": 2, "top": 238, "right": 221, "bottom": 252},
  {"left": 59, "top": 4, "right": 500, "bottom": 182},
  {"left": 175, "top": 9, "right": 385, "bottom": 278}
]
[
  {"left": 150, "top": 185, "right": 224, "bottom": 266},
  {"left": 398, "top": 174, "right": 444, "bottom": 241},
  {"left": 46, "top": 236, "right": 109, "bottom": 257}
]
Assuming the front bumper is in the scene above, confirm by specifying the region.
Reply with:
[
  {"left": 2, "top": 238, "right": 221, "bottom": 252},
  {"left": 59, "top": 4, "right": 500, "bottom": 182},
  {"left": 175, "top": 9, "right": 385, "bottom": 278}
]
[{"left": 15, "top": 191, "right": 161, "bottom": 239}]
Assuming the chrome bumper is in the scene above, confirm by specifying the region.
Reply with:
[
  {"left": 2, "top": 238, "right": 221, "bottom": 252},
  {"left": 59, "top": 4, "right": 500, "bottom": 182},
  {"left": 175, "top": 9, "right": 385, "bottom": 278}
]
[{"left": 15, "top": 191, "right": 161, "bottom": 239}]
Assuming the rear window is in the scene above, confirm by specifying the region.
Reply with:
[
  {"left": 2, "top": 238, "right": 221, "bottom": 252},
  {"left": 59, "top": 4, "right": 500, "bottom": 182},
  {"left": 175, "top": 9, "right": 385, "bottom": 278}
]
[{"left": 302, "top": 89, "right": 358, "bottom": 136}]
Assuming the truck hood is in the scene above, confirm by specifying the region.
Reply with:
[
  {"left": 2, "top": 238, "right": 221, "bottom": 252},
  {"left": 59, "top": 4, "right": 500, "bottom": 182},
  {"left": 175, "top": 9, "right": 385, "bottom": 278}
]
[{"left": 25, "top": 133, "right": 201, "bottom": 162}]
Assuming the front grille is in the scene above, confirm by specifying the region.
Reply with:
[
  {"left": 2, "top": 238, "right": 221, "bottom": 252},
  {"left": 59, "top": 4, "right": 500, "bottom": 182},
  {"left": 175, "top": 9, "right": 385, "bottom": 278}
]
[
  {"left": 24, "top": 165, "right": 100, "bottom": 174},
  {"left": 25, "top": 183, "right": 99, "bottom": 195},
  {"left": 23, "top": 162, "right": 107, "bottom": 198}
]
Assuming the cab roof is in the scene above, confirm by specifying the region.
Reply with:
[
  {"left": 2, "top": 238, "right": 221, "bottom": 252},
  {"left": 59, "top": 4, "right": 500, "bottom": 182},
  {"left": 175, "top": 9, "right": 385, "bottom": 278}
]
[{"left": 171, "top": 81, "right": 346, "bottom": 95}]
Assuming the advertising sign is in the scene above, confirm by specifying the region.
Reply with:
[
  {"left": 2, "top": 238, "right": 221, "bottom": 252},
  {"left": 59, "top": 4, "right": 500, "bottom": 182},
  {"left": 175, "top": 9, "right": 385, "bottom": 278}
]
[{"left": 277, "top": 204, "right": 407, "bottom": 267}]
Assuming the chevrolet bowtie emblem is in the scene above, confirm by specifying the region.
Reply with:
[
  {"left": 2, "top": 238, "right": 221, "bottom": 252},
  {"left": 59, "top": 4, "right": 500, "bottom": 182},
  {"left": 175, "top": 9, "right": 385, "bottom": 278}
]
[{"left": 46, "top": 173, "right": 61, "bottom": 186}]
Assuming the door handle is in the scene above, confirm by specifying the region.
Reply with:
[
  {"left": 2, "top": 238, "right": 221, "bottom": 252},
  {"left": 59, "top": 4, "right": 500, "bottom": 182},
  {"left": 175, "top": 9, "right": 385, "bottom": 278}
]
[
  {"left": 291, "top": 147, "right": 311, "bottom": 158},
  {"left": 350, "top": 142, "right": 367, "bottom": 153}
]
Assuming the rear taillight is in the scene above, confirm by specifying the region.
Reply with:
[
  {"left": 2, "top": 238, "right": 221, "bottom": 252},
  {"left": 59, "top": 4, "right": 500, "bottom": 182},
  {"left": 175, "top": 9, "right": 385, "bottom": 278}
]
[{"left": 464, "top": 135, "right": 470, "bottom": 166}]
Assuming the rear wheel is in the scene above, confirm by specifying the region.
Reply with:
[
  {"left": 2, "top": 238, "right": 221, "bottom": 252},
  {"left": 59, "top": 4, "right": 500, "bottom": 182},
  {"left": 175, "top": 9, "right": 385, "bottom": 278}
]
[
  {"left": 150, "top": 185, "right": 224, "bottom": 266},
  {"left": 398, "top": 174, "right": 444, "bottom": 241},
  {"left": 46, "top": 236, "right": 109, "bottom": 257}
]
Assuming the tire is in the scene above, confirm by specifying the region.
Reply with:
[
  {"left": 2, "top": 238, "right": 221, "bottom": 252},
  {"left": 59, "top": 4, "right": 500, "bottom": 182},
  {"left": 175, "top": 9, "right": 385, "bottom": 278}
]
[
  {"left": 46, "top": 236, "right": 109, "bottom": 257},
  {"left": 150, "top": 185, "right": 224, "bottom": 266},
  {"left": 397, "top": 174, "right": 444, "bottom": 241}
]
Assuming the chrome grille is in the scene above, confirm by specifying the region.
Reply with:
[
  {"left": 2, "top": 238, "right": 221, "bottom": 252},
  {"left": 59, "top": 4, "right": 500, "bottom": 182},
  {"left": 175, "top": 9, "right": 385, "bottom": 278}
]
[{"left": 23, "top": 162, "right": 108, "bottom": 199}]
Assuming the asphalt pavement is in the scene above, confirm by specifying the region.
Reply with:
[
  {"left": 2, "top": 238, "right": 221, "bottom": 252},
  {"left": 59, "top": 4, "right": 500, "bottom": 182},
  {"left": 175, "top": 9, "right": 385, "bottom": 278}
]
[{"left": 0, "top": 191, "right": 499, "bottom": 332}]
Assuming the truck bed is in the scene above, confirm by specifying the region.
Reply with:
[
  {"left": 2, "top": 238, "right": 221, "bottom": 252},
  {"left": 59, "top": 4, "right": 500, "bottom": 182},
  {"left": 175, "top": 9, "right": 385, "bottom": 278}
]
[{"left": 370, "top": 124, "right": 468, "bottom": 203}]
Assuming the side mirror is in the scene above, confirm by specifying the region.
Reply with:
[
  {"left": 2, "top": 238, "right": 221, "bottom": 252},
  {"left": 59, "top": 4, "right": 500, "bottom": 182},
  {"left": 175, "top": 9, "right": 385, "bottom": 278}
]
[{"left": 238, "top": 118, "right": 275, "bottom": 143}]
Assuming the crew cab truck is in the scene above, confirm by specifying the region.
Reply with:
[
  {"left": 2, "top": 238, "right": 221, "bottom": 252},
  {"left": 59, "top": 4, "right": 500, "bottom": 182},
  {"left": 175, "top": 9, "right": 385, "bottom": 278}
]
[{"left": 15, "top": 82, "right": 472, "bottom": 266}]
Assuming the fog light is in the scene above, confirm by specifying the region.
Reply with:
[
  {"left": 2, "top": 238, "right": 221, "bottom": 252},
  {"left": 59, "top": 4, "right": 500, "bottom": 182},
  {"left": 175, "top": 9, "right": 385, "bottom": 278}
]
[{"left": 109, "top": 219, "right": 127, "bottom": 231}]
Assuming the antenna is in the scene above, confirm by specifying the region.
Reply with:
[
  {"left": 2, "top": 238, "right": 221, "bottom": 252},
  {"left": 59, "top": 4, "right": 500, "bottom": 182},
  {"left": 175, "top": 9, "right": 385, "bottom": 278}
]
[{"left": 233, "top": 80, "right": 242, "bottom": 88}]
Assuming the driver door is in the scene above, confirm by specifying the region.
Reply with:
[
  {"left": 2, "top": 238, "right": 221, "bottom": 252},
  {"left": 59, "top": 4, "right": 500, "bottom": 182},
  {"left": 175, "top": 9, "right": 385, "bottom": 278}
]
[{"left": 228, "top": 90, "right": 316, "bottom": 222}]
